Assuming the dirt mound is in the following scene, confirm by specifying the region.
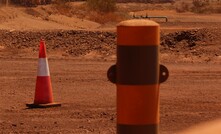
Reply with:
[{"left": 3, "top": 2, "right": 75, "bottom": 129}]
[
  {"left": 161, "top": 29, "right": 208, "bottom": 48},
  {"left": 160, "top": 28, "right": 221, "bottom": 58}
]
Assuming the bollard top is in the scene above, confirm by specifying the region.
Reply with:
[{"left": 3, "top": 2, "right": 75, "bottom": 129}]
[
  {"left": 117, "top": 19, "right": 160, "bottom": 46},
  {"left": 118, "top": 19, "right": 159, "bottom": 27}
]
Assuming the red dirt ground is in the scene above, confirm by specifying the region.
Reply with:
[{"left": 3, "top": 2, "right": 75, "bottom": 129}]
[
  {"left": 0, "top": 2, "right": 221, "bottom": 134},
  {"left": 0, "top": 58, "right": 221, "bottom": 134}
]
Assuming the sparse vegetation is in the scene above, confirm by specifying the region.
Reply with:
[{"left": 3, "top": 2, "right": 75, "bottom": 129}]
[
  {"left": 87, "top": 11, "right": 124, "bottom": 24},
  {"left": 193, "top": 0, "right": 221, "bottom": 13},
  {"left": 191, "top": 0, "right": 210, "bottom": 13},
  {"left": 86, "top": 0, "right": 116, "bottom": 12},
  {"left": 175, "top": 0, "right": 221, "bottom": 14},
  {"left": 52, "top": 0, "right": 68, "bottom": 4},
  {"left": 53, "top": 0, "right": 73, "bottom": 16},
  {"left": 24, "top": 8, "right": 41, "bottom": 17},
  {"left": 175, "top": 1, "right": 191, "bottom": 13}
]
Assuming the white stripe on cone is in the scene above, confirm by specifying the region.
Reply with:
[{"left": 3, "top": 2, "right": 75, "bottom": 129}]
[{"left": 37, "top": 58, "right": 50, "bottom": 76}]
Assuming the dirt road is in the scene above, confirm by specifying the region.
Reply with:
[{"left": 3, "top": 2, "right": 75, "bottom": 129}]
[{"left": 0, "top": 57, "right": 220, "bottom": 134}]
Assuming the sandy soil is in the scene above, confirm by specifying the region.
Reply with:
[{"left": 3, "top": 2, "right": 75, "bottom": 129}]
[
  {"left": 0, "top": 58, "right": 220, "bottom": 134},
  {"left": 0, "top": 2, "right": 221, "bottom": 134}
]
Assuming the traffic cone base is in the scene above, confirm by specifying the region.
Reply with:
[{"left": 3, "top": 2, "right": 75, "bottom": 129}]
[{"left": 26, "top": 103, "right": 61, "bottom": 108}]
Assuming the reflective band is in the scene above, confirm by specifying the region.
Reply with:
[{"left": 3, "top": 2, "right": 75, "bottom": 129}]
[
  {"left": 37, "top": 58, "right": 50, "bottom": 76},
  {"left": 117, "top": 45, "right": 159, "bottom": 85}
]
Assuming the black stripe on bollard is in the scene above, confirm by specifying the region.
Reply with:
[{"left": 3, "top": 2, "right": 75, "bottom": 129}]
[
  {"left": 117, "top": 124, "right": 159, "bottom": 134},
  {"left": 117, "top": 45, "right": 159, "bottom": 85}
]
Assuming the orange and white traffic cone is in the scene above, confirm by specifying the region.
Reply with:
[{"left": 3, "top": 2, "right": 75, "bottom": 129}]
[{"left": 26, "top": 39, "right": 61, "bottom": 108}]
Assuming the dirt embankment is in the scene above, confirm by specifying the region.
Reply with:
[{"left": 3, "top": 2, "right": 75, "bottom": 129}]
[
  {"left": 0, "top": 28, "right": 220, "bottom": 62},
  {"left": 0, "top": 30, "right": 116, "bottom": 58},
  {"left": 0, "top": 5, "right": 101, "bottom": 30}
]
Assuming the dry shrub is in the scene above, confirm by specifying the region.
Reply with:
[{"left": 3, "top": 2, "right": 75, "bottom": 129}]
[
  {"left": 191, "top": 0, "right": 221, "bottom": 14},
  {"left": 68, "top": 2, "right": 125, "bottom": 24},
  {"left": 174, "top": 0, "right": 221, "bottom": 14},
  {"left": 87, "top": 0, "right": 116, "bottom": 12},
  {"left": 208, "top": 1, "right": 221, "bottom": 13},
  {"left": 52, "top": 0, "right": 72, "bottom": 16},
  {"left": 117, "top": 3, "right": 174, "bottom": 13},
  {"left": 191, "top": 0, "right": 210, "bottom": 13},
  {"left": 52, "top": 0, "right": 68, "bottom": 4},
  {"left": 192, "top": 0, "right": 208, "bottom": 8},
  {"left": 215, "top": 6, "right": 221, "bottom": 13},
  {"left": 88, "top": 11, "right": 123, "bottom": 24},
  {"left": 24, "top": 8, "right": 41, "bottom": 17},
  {"left": 175, "top": 1, "right": 191, "bottom": 13}
]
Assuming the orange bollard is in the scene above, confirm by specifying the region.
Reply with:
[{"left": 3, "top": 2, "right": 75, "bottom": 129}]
[
  {"left": 107, "top": 20, "right": 169, "bottom": 134},
  {"left": 26, "top": 39, "right": 61, "bottom": 108}
]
